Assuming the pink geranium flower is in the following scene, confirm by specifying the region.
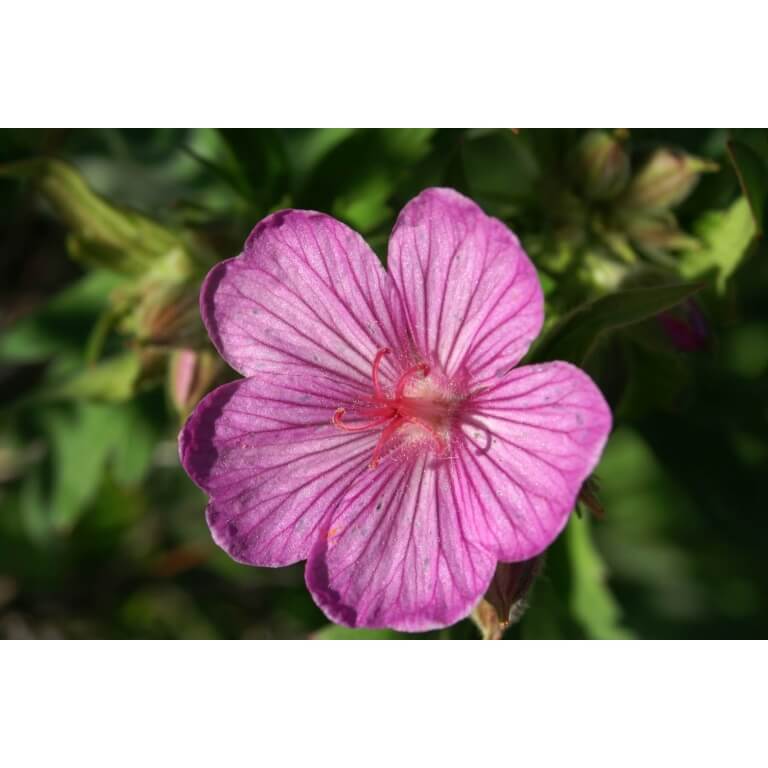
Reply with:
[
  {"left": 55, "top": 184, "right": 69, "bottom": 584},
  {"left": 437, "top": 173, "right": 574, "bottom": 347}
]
[{"left": 179, "top": 188, "right": 612, "bottom": 631}]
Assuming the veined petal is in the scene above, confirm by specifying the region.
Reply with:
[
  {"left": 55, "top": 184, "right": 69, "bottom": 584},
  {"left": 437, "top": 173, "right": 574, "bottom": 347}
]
[
  {"left": 179, "top": 374, "right": 377, "bottom": 566},
  {"left": 455, "top": 361, "right": 612, "bottom": 561},
  {"left": 306, "top": 454, "right": 496, "bottom": 631},
  {"left": 388, "top": 188, "right": 543, "bottom": 386},
  {"left": 201, "top": 210, "right": 406, "bottom": 390}
]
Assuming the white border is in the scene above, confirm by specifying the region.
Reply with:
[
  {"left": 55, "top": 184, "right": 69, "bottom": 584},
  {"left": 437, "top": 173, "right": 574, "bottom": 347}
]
[
  {"left": 2, "top": 641, "right": 765, "bottom": 767},
  {"left": 2, "top": 1, "right": 764, "bottom": 126}
]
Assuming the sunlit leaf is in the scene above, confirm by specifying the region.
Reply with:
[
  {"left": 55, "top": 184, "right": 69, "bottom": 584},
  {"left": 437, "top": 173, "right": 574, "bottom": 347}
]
[
  {"left": 38, "top": 352, "right": 142, "bottom": 403},
  {"left": 33, "top": 398, "right": 160, "bottom": 533},
  {"left": 379, "top": 128, "right": 436, "bottom": 163},
  {"left": 679, "top": 197, "right": 756, "bottom": 292},
  {"left": 45, "top": 404, "right": 122, "bottom": 531},
  {"left": 565, "top": 518, "right": 634, "bottom": 639},
  {"left": 298, "top": 129, "right": 437, "bottom": 233},
  {"left": 332, "top": 172, "right": 394, "bottom": 232},
  {"left": 727, "top": 141, "right": 768, "bottom": 235},
  {"left": 281, "top": 128, "right": 358, "bottom": 188}
]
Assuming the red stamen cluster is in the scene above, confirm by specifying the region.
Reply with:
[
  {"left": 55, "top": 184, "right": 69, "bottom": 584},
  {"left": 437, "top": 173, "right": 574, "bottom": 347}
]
[{"left": 332, "top": 347, "right": 449, "bottom": 468}]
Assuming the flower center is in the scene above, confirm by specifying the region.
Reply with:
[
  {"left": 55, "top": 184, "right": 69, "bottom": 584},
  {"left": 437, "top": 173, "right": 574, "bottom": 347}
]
[{"left": 332, "top": 347, "right": 459, "bottom": 469}]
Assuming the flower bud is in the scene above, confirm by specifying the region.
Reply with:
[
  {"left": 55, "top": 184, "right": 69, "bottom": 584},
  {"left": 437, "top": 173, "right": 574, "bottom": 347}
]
[
  {"left": 471, "top": 557, "right": 543, "bottom": 639},
  {"left": 122, "top": 280, "right": 206, "bottom": 348},
  {"left": 623, "top": 212, "right": 700, "bottom": 254},
  {"left": 657, "top": 298, "right": 709, "bottom": 352},
  {"left": 570, "top": 130, "right": 630, "bottom": 201},
  {"left": 580, "top": 250, "right": 632, "bottom": 292},
  {"left": 0, "top": 158, "right": 197, "bottom": 279},
  {"left": 621, "top": 149, "right": 718, "bottom": 212},
  {"left": 168, "top": 348, "right": 222, "bottom": 417}
]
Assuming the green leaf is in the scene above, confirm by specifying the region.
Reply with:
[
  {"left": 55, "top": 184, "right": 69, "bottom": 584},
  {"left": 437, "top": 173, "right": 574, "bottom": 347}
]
[
  {"left": 565, "top": 519, "right": 634, "bottom": 639},
  {"left": 679, "top": 197, "right": 756, "bottom": 293},
  {"left": 518, "top": 539, "right": 582, "bottom": 639},
  {"left": 519, "top": 576, "right": 573, "bottom": 639},
  {"left": 616, "top": 334, "right": 691, "bottom": 420},
  {"left": 109, "top": 401, "right": 159, "bottom": 486},
  {"left": 281, "top": 128, "right": 359, "bottom": 187},
  {"left": 332, "top": 172, "right": 394, "bottom": 232},
  {"left": 39, "top": 399, "right": 158, "bottom": 532},
  {"left": 18, "top": 466, "right": 51, "bottom": 543},
  {"left": 45, "top": 403, "right": 122, "bottom": 531},
  {"left": 311, "top": 625, "right": 406, "bottom": 640},
  {"left": 0, "top": 271, "right": 125, "bottom": 363},
  {"left": 38, "top": 352, "right": 142, "bottom": 403},
  {"left": 121, "top": 586, "right": 219, "bottom": 639},
  {"left": 520, "top": 519, "right": 633, "bottom": 639},
  {"left": 326, "top": 130, "right": 437, "bottom": 232},
  {"left": 379, "top": 128, "right": 436, "bottom": 163},
  {"left": 297, "top": 129, "right": 437, "bottom": 233},
  {"left": 529, "top": 282, "right": 701, "bottom": 365},
  {"left": 217, "top": 129, "right": 291, "bottom": 207},
  {"left": 462, "top": 129, "right": 539, "bottom": 216},
  {"left": 0, "top": 158, "right": 195, "bottom": 278},
  {"left": 727, "top": 141, "right": 768, "bottom": 235}
]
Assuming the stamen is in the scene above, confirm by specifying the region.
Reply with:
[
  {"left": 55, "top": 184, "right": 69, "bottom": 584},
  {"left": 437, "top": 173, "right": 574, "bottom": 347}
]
[
  {"left": 332, "top": 407, "right": 392, "bottom": 433},
  {"left": 395, "top": 362, "right": 430, "bottom": 399},
  {"left": 369, "top": 418, "right": 404, "bottom": 469},
  {"left": 331, "top": 349, "right": 454, "bottom": 469},
  {"left": 371, "top": 347, "right": 391, "bottom": 401}
]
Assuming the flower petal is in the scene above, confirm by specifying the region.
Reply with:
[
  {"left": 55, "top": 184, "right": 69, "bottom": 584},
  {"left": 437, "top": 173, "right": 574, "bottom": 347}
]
[
  {"left": 455, "top": 361, "right": 612, "bottom": 560},
  {"left": 179, "top": 373, "right": 377, "bottom": 566},
  {"left": 201, "top": 210, "right": 406, "bottom": 390},
  {"left": 388, "top": 188, "right": 544, "bottom": 386},
  {"left": 306, "top": 454, "right": 496, "bottom": 631}
]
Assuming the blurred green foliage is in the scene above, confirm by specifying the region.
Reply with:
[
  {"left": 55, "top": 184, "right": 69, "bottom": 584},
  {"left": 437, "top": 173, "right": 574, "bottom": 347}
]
[{"left": 1, "top": 128, "right": 766, "bottom": 639}]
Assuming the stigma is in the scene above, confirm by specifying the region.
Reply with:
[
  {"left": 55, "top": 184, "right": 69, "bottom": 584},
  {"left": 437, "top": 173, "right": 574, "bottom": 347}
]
[{"left": 332, "top": 347, "right": 459, "bottom": 469}]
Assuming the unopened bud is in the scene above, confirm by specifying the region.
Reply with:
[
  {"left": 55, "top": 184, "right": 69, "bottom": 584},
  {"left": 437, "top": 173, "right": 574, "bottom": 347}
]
[
  {"left": 658, "top": 298, "right": 709, "bottom": 352},
  {"left": 621, "top": 149, "right": 718, "bottom": 212},
  {"left": 581, "top": 250, "right": 632, "bottom": 292},
  {"left": 623, "top": 212, "right": 700, "bottom": 254},
  {"left": 570, "top": 130, "right": 630, "bottom": 201},
  {"left": 123, "top": 280, "right": 206, "bottom": 348},
  {"left": 471, "top": 557, "right": 543, "bottom": 640},
  {"left": 168, "top": 348, "right": 222, "bottom": 416},
  {"left": 0, "top": 158, "right": 197, "bottom": 278}
]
